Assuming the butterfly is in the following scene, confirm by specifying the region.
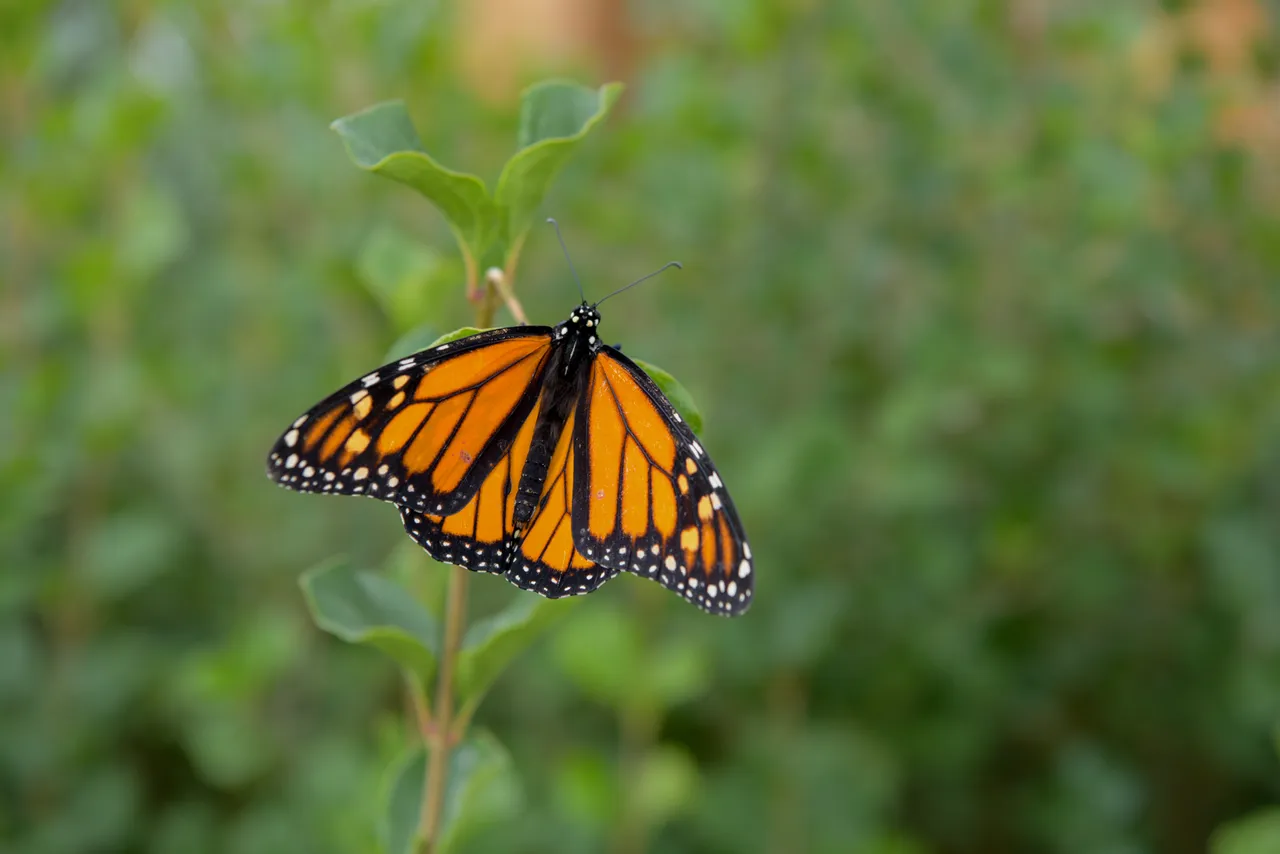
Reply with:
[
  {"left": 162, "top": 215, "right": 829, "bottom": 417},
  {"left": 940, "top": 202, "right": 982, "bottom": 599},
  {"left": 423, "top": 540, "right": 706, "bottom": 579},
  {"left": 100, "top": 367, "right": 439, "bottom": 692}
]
[{"left": 266, "top": 236, "right": 753, "bottom": 615}]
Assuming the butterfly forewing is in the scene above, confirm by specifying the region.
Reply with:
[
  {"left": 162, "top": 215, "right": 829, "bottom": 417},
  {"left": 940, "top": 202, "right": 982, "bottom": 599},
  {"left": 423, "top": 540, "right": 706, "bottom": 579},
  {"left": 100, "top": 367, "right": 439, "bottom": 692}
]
[
  {"left": 267, "top": 327, "right": 553, "bottom": 515},
  {"left": 571, "top": 349, "right": 754, "bottom": 615}
]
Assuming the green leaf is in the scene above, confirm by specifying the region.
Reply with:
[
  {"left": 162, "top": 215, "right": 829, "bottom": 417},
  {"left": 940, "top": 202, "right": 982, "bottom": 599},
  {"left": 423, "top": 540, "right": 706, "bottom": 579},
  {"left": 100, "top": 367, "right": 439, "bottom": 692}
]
[
  {"left": 494, "top": 81, "right": 623, "bottom": 260},
  {"left": 437, "top": 730, "right": 522, "bottom": 851},
  {"left": 429, "top": 327, "right": 490, "bottom": 347},
  {"left": 300, "top": 558, "right": 440, "bottom": 683},
  {"left": 332, "top": 101, "right": 496, "bottom": 271},
  {"left": 379, "top": 745, "right": 425, "bottom": 854},
  {"left": 632, "top": 358, "right": 704, "bottom": 433},
  {"left": 1212, "top": 808, "right": 1280, "bottom": 854},
  {"left": 455, "top": 594, "right": 581, "bottom": 710}
]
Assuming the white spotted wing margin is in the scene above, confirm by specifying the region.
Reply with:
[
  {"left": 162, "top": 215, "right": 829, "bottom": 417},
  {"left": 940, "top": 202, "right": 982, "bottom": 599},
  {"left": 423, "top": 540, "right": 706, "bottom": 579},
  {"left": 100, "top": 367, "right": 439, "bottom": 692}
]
[
  {"left": 266, "top": 326, "right": 553, "bottom": 516},
  {"left": 571, "top": 346, "right": 754, "bottom": 616}
]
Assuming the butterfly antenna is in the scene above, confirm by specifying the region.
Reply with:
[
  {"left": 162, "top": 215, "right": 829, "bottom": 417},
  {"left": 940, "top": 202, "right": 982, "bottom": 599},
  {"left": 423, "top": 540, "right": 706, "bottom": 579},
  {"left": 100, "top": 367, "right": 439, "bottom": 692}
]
[
  {"left": 547, "top": 218, "right": 586, "bottom": 303},
  {"left": 593, "top": 261, "right": 682, "bottom": 307}
]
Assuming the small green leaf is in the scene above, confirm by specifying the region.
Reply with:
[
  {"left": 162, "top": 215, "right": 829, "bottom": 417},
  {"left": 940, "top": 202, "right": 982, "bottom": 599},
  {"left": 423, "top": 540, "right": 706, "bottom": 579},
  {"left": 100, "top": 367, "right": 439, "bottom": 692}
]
[
  {"left": 515, "top": 80, "right": 620, "bottom": 150},
  {"left": 1212, "top": 808, "right": 1280, "bottom": 854},
  {"left": 332, "top": 101, "right": 496, "bottom": 271},
  {"left": 495, "top": 81, "right": 623, "bottom": 261},
  {"left": 300, "top": 558, "right": 440, "bottom": 683},
  {"left": 379, "top": 745, "right": 425, "bottom": 854},
  {"left": 430, "top": 327, "right": 490, "bottom": 347},
  {"left": 455, "top": 594, "right": 580, "bottom": 710},
  {"left": 437, "top": 730, "right": 522, "bottom": 851},
  {"left": 632, "top": 358, "right": 704, "bottom": 433}
]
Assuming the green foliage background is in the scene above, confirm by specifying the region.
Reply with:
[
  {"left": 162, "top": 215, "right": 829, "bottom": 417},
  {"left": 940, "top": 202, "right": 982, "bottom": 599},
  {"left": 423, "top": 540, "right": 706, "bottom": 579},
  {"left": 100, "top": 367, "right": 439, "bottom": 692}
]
[{"left": 4, "top": 2, "right": 1280, "bottom": 853}]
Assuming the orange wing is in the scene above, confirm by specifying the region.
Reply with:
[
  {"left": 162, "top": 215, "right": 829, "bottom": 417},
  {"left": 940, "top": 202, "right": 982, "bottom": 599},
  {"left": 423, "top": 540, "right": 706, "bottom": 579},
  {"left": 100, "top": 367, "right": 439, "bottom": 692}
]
[
  {"left": 399, "top": 393, "right": 612, "bottom": 598},
  {"left": 267, "top": 328, "right": 552, "bottom": 516},
  {"left": 571, "top": 349, "right": 753, "bottom": 615}
]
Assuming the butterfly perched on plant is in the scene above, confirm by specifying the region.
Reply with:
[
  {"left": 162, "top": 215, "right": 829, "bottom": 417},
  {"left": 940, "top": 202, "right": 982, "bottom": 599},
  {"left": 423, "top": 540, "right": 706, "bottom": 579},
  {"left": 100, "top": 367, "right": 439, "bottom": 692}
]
[{"left": 266, "top": 226, "right": 753, "bottom": 615}]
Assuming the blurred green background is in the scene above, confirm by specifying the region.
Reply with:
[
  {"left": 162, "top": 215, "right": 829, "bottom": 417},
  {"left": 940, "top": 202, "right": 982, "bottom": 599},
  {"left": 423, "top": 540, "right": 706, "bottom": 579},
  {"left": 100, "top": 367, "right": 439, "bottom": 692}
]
[{"left": 5, "top": 1, "right": 1280, "bottom": 852}]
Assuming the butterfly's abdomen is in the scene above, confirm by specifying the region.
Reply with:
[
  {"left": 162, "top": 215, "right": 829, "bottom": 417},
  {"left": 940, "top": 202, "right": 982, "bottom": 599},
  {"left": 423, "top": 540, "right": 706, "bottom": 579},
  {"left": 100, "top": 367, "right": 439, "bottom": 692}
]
[
  {"left": 513, "top": 390, "right": 575, "bottom": 524},
  {"left": 513, "top": 439, "right": 551, "bottom": 525}
]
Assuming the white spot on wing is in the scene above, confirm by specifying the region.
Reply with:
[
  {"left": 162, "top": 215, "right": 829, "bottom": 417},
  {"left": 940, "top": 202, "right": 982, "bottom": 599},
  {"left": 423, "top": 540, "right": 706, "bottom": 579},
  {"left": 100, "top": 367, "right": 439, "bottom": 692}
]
[
  {"left": 285, "top": 454, "right": 298, "bottom": 469},
  {"left": 738, "top": 560, "right": 751, "bottom": 578},
  {"left": 284, "top": 429, "right": 298, "bottom": 447}
]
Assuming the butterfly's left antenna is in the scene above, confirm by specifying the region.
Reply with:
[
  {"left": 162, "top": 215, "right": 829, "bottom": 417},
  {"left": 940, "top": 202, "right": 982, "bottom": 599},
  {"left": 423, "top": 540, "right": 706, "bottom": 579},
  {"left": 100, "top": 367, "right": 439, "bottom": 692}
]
[{"left": 547, "top": 218, "right": 586, "bottom": 304}]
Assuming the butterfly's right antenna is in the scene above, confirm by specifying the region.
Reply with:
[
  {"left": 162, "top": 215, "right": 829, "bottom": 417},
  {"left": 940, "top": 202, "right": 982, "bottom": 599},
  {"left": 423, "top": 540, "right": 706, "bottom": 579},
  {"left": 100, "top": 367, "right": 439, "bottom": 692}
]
[
  {"left": 593, "top": 261, "right": 682, "bottom": 307},
  {"left": 547, "top": 218, "right": 586, "bottom": 303}
]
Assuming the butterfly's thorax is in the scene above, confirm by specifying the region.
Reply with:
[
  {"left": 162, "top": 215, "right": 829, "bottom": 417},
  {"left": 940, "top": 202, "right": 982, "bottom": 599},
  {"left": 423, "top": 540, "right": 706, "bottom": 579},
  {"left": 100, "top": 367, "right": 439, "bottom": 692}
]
[{"left": 513, "top": 303, "right": 601, "bottom": 527}]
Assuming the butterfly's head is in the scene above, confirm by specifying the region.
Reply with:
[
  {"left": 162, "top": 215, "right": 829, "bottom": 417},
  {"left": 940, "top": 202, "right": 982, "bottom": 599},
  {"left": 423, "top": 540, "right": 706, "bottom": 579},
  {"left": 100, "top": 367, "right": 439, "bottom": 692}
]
[{"left": 569, "top": 303, "right": 600, "bottom": 329}]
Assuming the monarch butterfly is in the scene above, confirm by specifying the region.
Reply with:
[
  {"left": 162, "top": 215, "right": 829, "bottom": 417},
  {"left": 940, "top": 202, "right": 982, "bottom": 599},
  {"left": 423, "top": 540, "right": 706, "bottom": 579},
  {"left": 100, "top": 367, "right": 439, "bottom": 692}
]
[{"left": 267, "top": 226, "right": 753, "bottom": 615}]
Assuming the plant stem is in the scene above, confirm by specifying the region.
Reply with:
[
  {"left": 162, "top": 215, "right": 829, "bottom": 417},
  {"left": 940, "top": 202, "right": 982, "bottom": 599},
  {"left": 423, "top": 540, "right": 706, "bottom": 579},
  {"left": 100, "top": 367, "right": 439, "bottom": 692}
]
[
  {"left": 488, "top": 266, "right": 528, "bottom": 325},
  {"left": 406, "top": 670, "right": 432, "bottom": 742},
  {"left": 418, "top": 271, "right": 504, "bottom": 852},
  {"left": 420, "top": 564, "right": 468, "bottom": 850},
  {"left": 614, "top": 584, "right": 661, "bottom": 854}
]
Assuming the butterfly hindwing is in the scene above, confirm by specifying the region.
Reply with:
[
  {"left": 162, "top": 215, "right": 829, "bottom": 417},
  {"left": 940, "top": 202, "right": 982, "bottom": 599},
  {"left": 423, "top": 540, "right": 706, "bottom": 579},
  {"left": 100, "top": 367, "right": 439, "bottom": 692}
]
[
  {"left": 508, "top": 404, "right": 620, "bottom": 597},
  {"left": 267, "top": 327, "right": 553, "bottom": 516},
  {"left": 399, "top": 393, "right": 613, "bottom": 598},
  {"left": 571, "top": 348, "right": 754, "bottom": 615}
]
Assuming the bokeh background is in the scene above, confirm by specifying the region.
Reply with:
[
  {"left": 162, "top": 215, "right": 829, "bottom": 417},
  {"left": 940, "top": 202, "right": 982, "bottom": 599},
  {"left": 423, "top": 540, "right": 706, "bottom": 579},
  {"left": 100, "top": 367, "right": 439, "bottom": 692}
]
[{"left": 5, "top": 1, "right": 1280, "bottom": 852}]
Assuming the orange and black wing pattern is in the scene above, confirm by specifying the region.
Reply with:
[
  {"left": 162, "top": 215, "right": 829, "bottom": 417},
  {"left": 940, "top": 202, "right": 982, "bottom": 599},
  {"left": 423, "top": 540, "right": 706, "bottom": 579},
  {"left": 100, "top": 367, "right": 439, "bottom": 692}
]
[
  {"left": 572, "top": 348, "right": 754, "bottom": 615},
  {"left": 267, "top": 328, "right": 553, "bottom": 515},
  {"left": 399, "top": 395, "right": 615, "bottom": 597},
  {"left": 268, "top": 307, "right": 754, "bottom": 616}
]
